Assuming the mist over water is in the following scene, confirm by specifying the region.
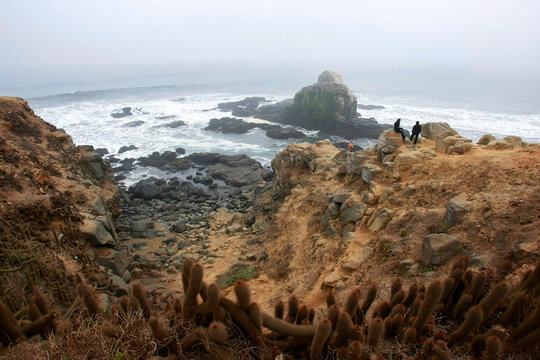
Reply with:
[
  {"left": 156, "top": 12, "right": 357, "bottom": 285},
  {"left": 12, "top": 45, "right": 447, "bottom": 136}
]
[{"left": 1, "top": 66, "right": 538, "bottom": 182}]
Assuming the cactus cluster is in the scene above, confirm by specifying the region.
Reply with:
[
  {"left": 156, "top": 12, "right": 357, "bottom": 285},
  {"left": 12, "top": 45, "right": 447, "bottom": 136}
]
[{"left": 1, "top": 256, "right": 540, "bottom": 359}]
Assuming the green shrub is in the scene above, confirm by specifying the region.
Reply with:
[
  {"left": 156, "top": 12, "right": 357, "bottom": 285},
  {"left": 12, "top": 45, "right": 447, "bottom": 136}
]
[{"left": 217, "top": 263, "right": 258, "bottom": 288}]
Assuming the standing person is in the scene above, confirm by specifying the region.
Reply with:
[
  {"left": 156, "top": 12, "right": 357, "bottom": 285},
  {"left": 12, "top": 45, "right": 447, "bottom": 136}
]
[
  {"left": 347, "top": 141, "right": 354, "bottom": 152},
  {"left": 410, "top": 121, "right": 421, "bottom": 145},
  {"left": 394, "top": 118, "right": 406, "bottom": 140}
]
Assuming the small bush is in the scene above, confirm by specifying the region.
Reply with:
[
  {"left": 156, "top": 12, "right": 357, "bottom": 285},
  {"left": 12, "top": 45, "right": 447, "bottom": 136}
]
[{"left": 217, "top": 263, "right": 258, "bottom": 288}]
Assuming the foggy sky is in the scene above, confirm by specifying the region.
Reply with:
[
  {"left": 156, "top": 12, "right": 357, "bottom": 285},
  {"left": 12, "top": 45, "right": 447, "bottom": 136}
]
[{"left": 2, "top": 0, "right": 540, "bottom": 74}]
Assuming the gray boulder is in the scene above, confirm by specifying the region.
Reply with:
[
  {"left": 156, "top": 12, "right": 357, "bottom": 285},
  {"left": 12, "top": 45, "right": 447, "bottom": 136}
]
[
  {"left": 443, "top": 194, "right": 471, "bottom": 227},
  {"left": 375, "top": 130, "right": 402, "bottom": 154},
  {"left": 97, "top": 249, "right": 127, "bottom": 277},
  {"left": 422, "top": 234, "right": 464, "bottom": 265},
  {"left": 80, "top": 219, "right": 115, "bottom": 246},
  {"left": 129, "top": 180, "right": 161, "bottom": 200},
  {"left": 341, "top": 203, "right": 367, "bottom": 224},
  {"left": 477, "top": 134, "right": 495, "bottom": 145},
  {"left": 367, "top": 208, "right": 394, "bottom": 232},
  {"left": 360, "top": 164, "right": 382, "bottom": 184},
  {"left": 171, "top": 221, "right": 187, "bottom": 233},
  {"left": 266, "top": 127, "right": 305, "bottom": 139}
]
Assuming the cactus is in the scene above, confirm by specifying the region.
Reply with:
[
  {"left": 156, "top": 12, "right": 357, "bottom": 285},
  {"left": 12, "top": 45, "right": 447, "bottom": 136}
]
[
  {"left": 326, "top": 291, "right": 336, "bottom": 307},
  {"left": 375, "top": 301, "right": 391, "bottom": 319},
  {"left": 470, "top": 334, "right": 487, "bottom": 360},
  {"left": 234, "top": 280, "right": 251, "bottom": 311},
  {"left": 411, "top": 297, "right": 422, "bottom": 317},
  {"left": 295, "top": 305, "right": 308, "bottom": 325},
  {"left": 390, "top": 278, "right": 402, "bottom": 301},
  {"left": 309, "top": 319, "right": 332, "bottom": 360},
  {"left": 181, "top": 258, "right": 194, "bottom": 293},
  {"left": 328, "top": 304, "right": 340, "bottom": 331},
  {"left": 501, "top": 292, "right": 529, "bottom": 326},
  {"left": 367, "top": 317, "right": 383, "bottom": 347},
  {"left": 510, "top": 304, "right": 540, "bottom": 340},
  {"left": 249, "top": 302, "right": 262, "bottom": 332},
  {"left": 102, "top": 322, "right": 122, "bottom": 339},
  {"left": 193, "top": 283, "right": 219, "bottom": 315},
  {"left": 308, "top": 308, "right": 315, "bottom": 324},
  {"left": 521, "top": 258, "right": 540, "bottom": 292},
  {"left": 334, "top": 311, "right": 353, "bottom": 348},
  {"left": 33, "top": 292, "right": 49, "bottom": 315},
  {"left": 287, "top": 295, "right": 299, "bottom": 321},
  {"left": 390, "top": 290, "right": 406, "bottom": 307},
  {"left": 357, "top": 284, "right": 377, "bottom": 324},
  {"left": 76, "top": 281, "right": 99, "bottom": 316},
  {"left": 261, "top": 311, "right": 316, "bottom": 338},
  {"left": 275, "top": 301, "right": 284, "bottom": 319},
  {"left": 21, "top": 312, "right": 56, "bottom": 337},
  {"left": 350, "top": 324, "right": 363, "bottom": 342},
  {"left": 478, "top": 282, "right": 508, "bottom": 322},
  {"left": 468, "top": 271, "right": 487, "bottom": 302},
  {"left": 132, "top": 282, "right": 152, "bottom": 319},
  {"left": 345, "top": 288, "right": 361, "bottom": 317},
  {"left": 173, "top": 299, "right": 183, "bottom": 317},
  {"left": 221, "top": 297, "right": 266, "bottom": 347},
  {"left": 347, "top": 341, "right": 363, "bottom": 360},
  {"left": 54, "top": 319, "right": 72, "bottom": 336},
  {"left": 440, "top": 277, "right": 455, "bottom": 305},
  {"left": 402, "top": 327, "right": 416, "bottom": 345},
  {"left": 486, "top": 335, "right": 501, "bottom": 360},
  {"left": 383, "top": 317, "right": 393, "bottom": 339},
  {"left": 181, "top": 327, "right": 205, "bottom": 351},
  {"left": 434, "top": 340, "right": 452, "bottom": 360},
  {"left": 390, "top": 304, "right": 406, "bottom": 318},
  {"left": 453, "top": 293, "right": 473, "bottom": 320},
  {"left": 208, "top": 321, "right": 229, "bottom": 344},
  {"left": 403, "top": 282, "right": 418, "bottom": 308},
  {"left": 119, "top": 296, "right": 129, "bottom": 313},
  {"left": 448, "top": 306, "right": 483, "bottom": 345},
  {"left": 27, "top": 303, "right": 41, "bottom": 321},
  {"left": 127, "top": 296, "right": 141, "bottom": 313},
  {"left": 517, "top": 325, "right": 540, "bottom": 351},
  {"left": 183, "top": 263, "right": 203, "bottom": 319},
  {"left": 412, "top": 280, "right": 442, "bottom": 334}
]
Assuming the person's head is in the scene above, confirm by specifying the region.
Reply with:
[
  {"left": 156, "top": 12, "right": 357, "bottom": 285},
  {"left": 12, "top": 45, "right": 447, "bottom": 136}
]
[
  {"left": 416, "top": 121, "right": 419, "bottom": 125},
  {"left": 397, "top": 118, "right": 401, "bottom": 122},
  {"left": 349, "top": 141, "right": 352, "bottom": 144}
]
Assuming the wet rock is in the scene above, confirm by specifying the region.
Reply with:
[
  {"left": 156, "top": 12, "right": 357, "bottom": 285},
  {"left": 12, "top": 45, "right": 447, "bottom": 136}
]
[
  {"left": 205, "top": 117, "right": 259, "bottom": 134},
  {"left": 265, "top": 127, "right": 305, "bottom": 139},
  {"left": 122, "top": 120, "right": 145, "bottom": 127},
  {"left": 162, "top": 120, "right": 186, "bottom": 128},
  {"left": 217, "top": 97, "right": 266, "bottom": 116},
  {"left": 129, "top": 180, "right": 161, "bottom": 200},
  {"left": 137, "top": 151, "right": 191, "bottom": 171},
  {"left": 422, "top": 233, "right": 464, "bottom": 265},
  {"left": 111, "top": 107, "right": 133, "bottom": 118},
  {"left": 118, "top": 145, "right": 138, "bottom": 154},
  {"left": 358, "top": 104, "right": 385, "bottom": 110}
]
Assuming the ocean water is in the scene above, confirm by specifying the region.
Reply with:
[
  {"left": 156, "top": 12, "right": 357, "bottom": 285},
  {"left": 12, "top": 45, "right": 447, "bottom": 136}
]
[{"left": 1, "top": 66, "right": 539, "bottom": 186}]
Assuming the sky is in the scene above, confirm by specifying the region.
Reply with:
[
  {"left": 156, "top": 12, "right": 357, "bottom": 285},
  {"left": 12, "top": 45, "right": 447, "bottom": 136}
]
[{"left": 1, "top": 0, "right": 540, "bottom": 76}]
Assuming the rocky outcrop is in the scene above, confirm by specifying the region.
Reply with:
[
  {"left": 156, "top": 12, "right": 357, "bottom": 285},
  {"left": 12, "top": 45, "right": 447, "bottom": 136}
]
[
  {"left": 111, "top": 107, "right": 133, "bottom": 118},
  {"left": 284, "top": 71, "right": 357, "bottom": 131},
  {"left": 421, "top": 122, "right": 458, "bottom": 140},
  {"left": 265, "top": 127, "right": 305, "bottom": 139},
  {"left": 205, "top": 117, "right": 260, "bottom": 134},
  {"left": 422, "top": 234, "right": 464, "bottom": 265}
]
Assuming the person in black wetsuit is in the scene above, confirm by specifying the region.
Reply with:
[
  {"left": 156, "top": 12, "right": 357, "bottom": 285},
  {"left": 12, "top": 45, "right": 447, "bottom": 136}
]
[
  {"left": 394, "top": 118, "right": 406, "bottom": 140},
  {"left": 410, "top": 121, "right": 421, "bottom": 144}
]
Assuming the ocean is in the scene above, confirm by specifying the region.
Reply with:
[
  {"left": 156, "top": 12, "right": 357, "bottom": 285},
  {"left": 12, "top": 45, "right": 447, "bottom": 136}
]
[{"left": 1, "top": 65, "right": 539, "bottom": 186}]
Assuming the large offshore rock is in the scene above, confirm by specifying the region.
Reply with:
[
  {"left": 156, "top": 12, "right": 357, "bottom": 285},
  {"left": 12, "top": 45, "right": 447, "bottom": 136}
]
[{"left": 284, "top": 71, "right": 357, "bottom": 131}]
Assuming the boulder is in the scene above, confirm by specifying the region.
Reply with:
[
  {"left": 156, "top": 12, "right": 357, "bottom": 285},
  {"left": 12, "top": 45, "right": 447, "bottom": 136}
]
[
  {"left": 503, "top": 136, "right": 523, "bottom": 147},
  {"left": 346, "top": 153, "right": 370, "bottom": 175},
  {"left": 394, "top": 151, "right": 425, "bottom": 166},
  {"left": 318, "top": 70, "right": 344, "bottom": 84},
  {"left": 331, "top": 192, "right": 351, "bottom": 204},
  {"left": 422, "top": 234, "right": 464, "bottom": 265},
  {"left": 375, "top": 130, "right": 402, "bottom": 154},
  {"left": 447, "top": 140, "right": 473, "bottom": 155},
  {"left": 97, "top": 249, "right": 127, "bottom": 277},
  {"left": 443, "top": 194, "right": 471, "bottom": 227},
  {"left": 436, "top": 135, "right": 472, "bottom": 154},
  {"left": 130, "top": 219, "right": 154, "bottom": 233},
  {"left": 187, "top": 152, "right": 223, "bottom": 165},
  {"left": 360, "top": 164, "right": 382, "bottom": 184},
  {"left": 170, "top": 221, "right": 187, "bottom": 233},
  {"left": 129, "top": 180, "right": 161, "bottom": 200},
  {"left": 342, "top": 246, "right": 373, "bottom": 271},
  {"left": 477, "top": 134, "right": 495, "bottom": 145},
  {"left": 341, "top": 203, "right": 367, "bottom": 224},
  {"left": 367, "top": 208, "right": 394, "bottom": 232},
  {"left": 110, "top": 274, "right": 129, "bottom": 296},
  {"left": 162, "top": 120, "right": 186, "bottom": 128},
  {"left": 357, "top": 104, "right": 385, "bottom": 110},
  {"left": 266, "top": 127, "right": 305, "bottom": 139},
  {"left": 422, "top": 122, "right": 458, "bottom": 140},
  {"left": 217, "top": 97, "right": 266, "bottom": 117},
  {"left": 80, "top": 219, "right": 115, "bottom": 246},
  {"left": 118, "top": 145, "right": 138, "bottom": 154},
  {"left": 205, "top": 117, "right": 259, "bottom": 134},
  {"left": 122, "top": 120, "right": 145, "bottom": 127},
  {"left": 486, "top": 139, "right": 514, "bottom": 150}
]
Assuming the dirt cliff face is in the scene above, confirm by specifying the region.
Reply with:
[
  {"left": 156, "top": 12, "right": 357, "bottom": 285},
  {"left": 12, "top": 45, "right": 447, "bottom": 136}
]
[
  {"left": 0, "top": 97, "right": 119, "bottom": 313},
  {"left": 256, "top": 135, "right": 540, "bottom": 311}
]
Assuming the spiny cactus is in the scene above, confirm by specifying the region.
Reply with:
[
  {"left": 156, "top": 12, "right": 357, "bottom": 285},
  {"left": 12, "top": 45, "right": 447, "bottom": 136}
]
[
  {"left": 193, "top": 282, "right": 219, "bottom": 315},
  {"left": 448, "top": 306, "right": 483, "bottom": 345},
  {"left": 390, "top": 290, "right": 406, "bottom": 307},
  {"left": 516, "top": 325, "right": 540, "bottom": 351},
  {"left": 221, "top": 297, "right": 266, "bottom": 347},
  {"left": 295, "top": 304, "right": 308, "bottom": 325},
  {"left": 275, "top": 300, "right": 284, "bottom": 320},
  {"left": 208, "top": 321, "right": 229, "bottom": 345},
  {"left": 440, "top": 277, "right": 455, "bottom": 305},
  {"left": 249, "top": 302, "right": 263, "bottom": 332},
  {"left": 412, "top": 280, "right": 442, "bottom": 334},
  {"left": 326, "top": 291, "right": 336, "bottom": 308},
  {"left": 357, "top": 283, "right": 377, "bottom": 324},
  {"left": 390, "top": 278, "right": 402, "bottom": 300},
  {"left": 467, "top": 271, "right": 487, "bottom": 302},
  {"left": 234, "top": 280, "right": 251, "bottom": 311},
  {"left": 434, "top": 340, "right": 452, "bottom": 360},
  {"left": 478, "top": 282, "right": 508, "bottom": 322},
  {"left": 375, "top": 301, "right": 391, "bottom": 319},
  {"left": 486, "top": 335, "right": 501, "bottom": 360},
  {"left": 287, "top": 295, "right": 299, "bottom": 321},
  {"left": 367, "top": 317, "right": 384, "bottom": 347},
  {"left": 403, "top": 282, "right": 418, "bottom": 308},
  {"left": 501, "top": 292, "right": 529, "bottom": 326},
  {"left": 345, "top": 288, "right": 361, "bottom": 317},
  {"left": 453, "top": 293, "right": 473, "bottom": 319},
  {"left": 21, "top": 312, "right": 56, "bottom": 337},
  {"left": 27, "top": 303, "right": 41, "bottom": 321},
  {"left": 327, "top": 304, "right": 340, "bottom": 331},
  {"left": 127, "top": 296, "right": 141, "bottom": 313},
  {"left": 402, "top": 326, "right": 417, "bottom": 345},
  {"left": 521, "top": 258, "right": 540, "bottom": 293},
  {"left": 183, "top": 263, "right": 203, "bottom": 319},
  {"left": 33, "top": 291, "right": 49, "bottom": 315},
  {"left": 132, "top": 282, "right": 152, "bottom": 319},
  {"left": 76, "top": 281, "right": 99, "bottom": 316},
  {"left": 101, "top": 322, "right": 122, "bottom": 339},
  {"left": 309, "top": 318, "right": 332, "bottom": 360},
  {"left": 510, "top": 304, "right": 540, "bottom": 341},
  {"left": 334, "top": 311, "right": 353, "bottom": 348}
]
